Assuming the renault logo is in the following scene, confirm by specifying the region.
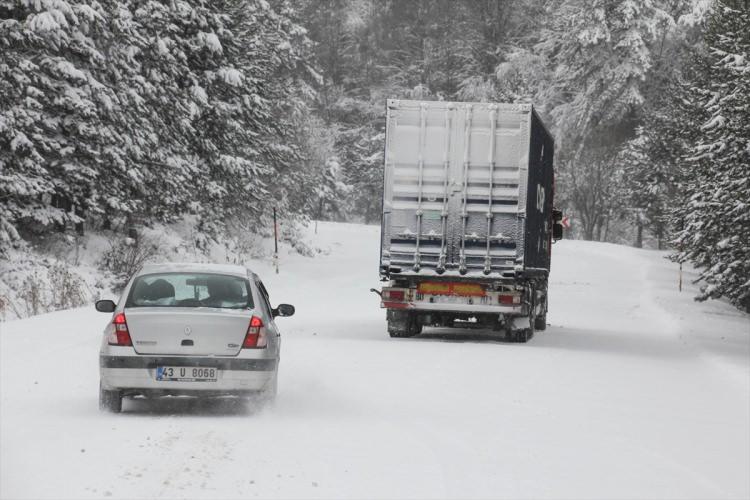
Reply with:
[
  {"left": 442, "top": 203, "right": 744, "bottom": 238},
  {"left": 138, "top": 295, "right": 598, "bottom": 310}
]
[{"left": 184, "top": 326, "right": 192, "bottom": 336}]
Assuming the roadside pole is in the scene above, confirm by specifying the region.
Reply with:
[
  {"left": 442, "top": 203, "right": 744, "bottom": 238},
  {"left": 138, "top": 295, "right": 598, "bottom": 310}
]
[{"left": 273, "top": 207, "right": 279, "bottom": 274}]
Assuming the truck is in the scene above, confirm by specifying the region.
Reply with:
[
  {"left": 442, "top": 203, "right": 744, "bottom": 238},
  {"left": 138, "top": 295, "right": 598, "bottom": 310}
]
[{"left": 376, "top": 99, "right": 563, "bottom": 342}]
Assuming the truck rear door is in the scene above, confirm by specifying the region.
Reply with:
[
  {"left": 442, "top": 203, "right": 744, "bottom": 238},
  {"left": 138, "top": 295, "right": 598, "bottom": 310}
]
[{"left": 382, "top": 100, "right": 532, "bottom": 276}]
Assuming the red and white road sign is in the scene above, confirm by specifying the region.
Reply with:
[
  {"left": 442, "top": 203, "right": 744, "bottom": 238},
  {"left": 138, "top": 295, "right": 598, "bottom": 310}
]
[{"left": 561, "top": 216, "right": 571, "bottom": 229}]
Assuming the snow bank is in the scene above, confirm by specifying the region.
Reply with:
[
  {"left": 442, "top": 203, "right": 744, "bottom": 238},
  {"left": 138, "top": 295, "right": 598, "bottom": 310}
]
[{"left": 0, "top": 216, "right": 316, "bottom": 321}]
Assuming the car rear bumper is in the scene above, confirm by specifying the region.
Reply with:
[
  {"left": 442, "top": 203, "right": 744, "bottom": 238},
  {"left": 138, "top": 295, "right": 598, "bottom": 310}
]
[{"left": 100, "top": 355, "right": 277, "bottom": 393}]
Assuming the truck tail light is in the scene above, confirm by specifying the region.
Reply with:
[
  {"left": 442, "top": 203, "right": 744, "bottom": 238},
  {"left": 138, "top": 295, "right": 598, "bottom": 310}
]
[
  {"left": 108, "top": 312, "right": 132, "bottom": 346},
  {"left": 382, "top": 289, "right": 405, "bottom": 301},
  {"left": 499, "top": 294, "right": 521, "bottom": 305},
  {"left": 243, "top": 315, "right": 268, "bottom": 348},
  {"left": 381, "top": 287, "right": 410, "bottom": 309}
]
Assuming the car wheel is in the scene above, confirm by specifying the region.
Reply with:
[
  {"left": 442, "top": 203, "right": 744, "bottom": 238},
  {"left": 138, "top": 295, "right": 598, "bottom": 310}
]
[
  {"left": 246, "top": 371, "right": 278, "bottom": 408},
  {"left": 263, "top": 371, "right": 278, "bottom": 403},
  {"left": 99, "top": 382, "right": 122, "bottom": 413}
]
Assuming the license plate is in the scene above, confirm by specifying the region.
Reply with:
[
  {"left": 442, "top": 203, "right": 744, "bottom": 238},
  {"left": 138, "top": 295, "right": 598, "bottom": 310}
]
[
  {"left": 418, "top": 294, "right": 491, "bottom": 305},
  {"left": 156, "top": 366, "right": 218, "bottom": 382}
]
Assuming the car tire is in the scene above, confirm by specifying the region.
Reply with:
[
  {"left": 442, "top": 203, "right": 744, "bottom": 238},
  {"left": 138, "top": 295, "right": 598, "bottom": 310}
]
[
  {"left": 263, "top": 371, "right": 278, "bottom": 403},
  {"left": 246, "top": 371, "right": 278, "bottom": 408},
  {"left": 99, "top": 383, "right": 122, "bottom": 413}
]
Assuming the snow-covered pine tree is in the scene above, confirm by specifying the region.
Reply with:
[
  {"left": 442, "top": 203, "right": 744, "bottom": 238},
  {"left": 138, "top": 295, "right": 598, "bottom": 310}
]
[
  {"left": 127, "top": 0, "right": 312, "bottom": 235},
  {"left": 339, "top": 122, "right": 384, "bottom": 224},
  {"left": 538, "top": 0, "right": 674, "bottom": 149},
  {"left": 99, "top": 1, "right": 202, "bottom": 225},
  {"left": 674, "top": 0, "right": 750, "bottom": 311},
  {"left": 618, "top": 76, "right": 699, "bottom": 249},
  {"left": 535, "top": 0, "right": 678, "bottom": 240},
  {"left": 0, "top": 1, "right": 118, "bottom": 243},
  {"left": 1, "top": 0, "right": 315, "bottom": 247},
  {"left": 251, "top": 0, "right": 318, "bottom": 225}
]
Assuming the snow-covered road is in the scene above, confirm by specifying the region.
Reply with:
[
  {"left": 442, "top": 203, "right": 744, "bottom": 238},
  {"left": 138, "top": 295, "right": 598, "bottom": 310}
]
[{"left": 1, "top": 222, "right": 748, "bottom": 499}]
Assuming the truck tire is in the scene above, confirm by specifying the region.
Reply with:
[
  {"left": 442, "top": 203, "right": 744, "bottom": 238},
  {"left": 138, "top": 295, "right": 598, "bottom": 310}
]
[
  {"left": 509, "top": 285, "right": 537, "bottom": 342},
  {"left": 508, "top": 309, "right": 535, "bottom": 343},
  {"left": 534, "top": 290, "right": 548, "bottom": 331},
  {"left": 99, "top": 383, "right": 122, "bottom": 413},
  {"left": 510, "top": 323, "right": 534, "bottom": 343},
  {"left": 534, "top": 313, "right": 547, "bottom": 331},
  {"left": 387, "top": 310, "right": 422, "bottom": 338},
  {"left": 514, "top": 326, "right": 533, "bottom": 343}
]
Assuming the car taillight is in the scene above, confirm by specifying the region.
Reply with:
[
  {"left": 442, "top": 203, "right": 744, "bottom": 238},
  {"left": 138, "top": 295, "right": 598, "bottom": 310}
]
[
  {"left": 108, "top": 312, "right": 132, "bottom": 346},
  {"left": 499, "top": 294, "right": 521, "bottom": 305},
  {"left": 243, "top": 315, "right": 267, "bottom": 348}
]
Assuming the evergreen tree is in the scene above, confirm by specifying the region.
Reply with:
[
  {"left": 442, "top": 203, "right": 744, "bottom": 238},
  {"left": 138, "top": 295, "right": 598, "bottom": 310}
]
[
  {"left": 534, "top": 0, "right": 685, "bottom": 240},
  {"left": 674, "top": 0, "right": 750, "bottom": 311},
  {"left": 0, "top": 1, "right": 117, "bottom": 241},
  {"left": 617, "top": 78, "right": 697, "bottom": 248},
  {"left": 537, "top": 0, "right": 674, "bottom": 149},
  {"left": 0, "top": 0, "right": 314, "bottom": 248}
]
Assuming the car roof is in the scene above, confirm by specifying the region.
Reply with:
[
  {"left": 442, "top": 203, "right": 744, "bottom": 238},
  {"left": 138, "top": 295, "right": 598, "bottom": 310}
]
[{"left": 138, "top": 262, "right": 252, "bottom": 278}]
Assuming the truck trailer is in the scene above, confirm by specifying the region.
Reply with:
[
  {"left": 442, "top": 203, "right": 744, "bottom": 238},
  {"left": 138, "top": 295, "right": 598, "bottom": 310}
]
[{"left": 376, "top": 99, "right": 563, "bottom": 342}]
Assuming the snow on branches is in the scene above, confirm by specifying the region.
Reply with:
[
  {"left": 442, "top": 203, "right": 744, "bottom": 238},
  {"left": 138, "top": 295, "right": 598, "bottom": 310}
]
[
  {"left": 0, "top": 0, "right": 313, "bottom": 249},
  {"left": 673, "top": 0, "right": 750, "bottom": 311}
]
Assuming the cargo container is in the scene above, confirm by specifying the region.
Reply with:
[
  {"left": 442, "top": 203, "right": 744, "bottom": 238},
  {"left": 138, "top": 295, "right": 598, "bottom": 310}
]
[{"left": 376, "top": 99, "right": 563, "bottom": 342}]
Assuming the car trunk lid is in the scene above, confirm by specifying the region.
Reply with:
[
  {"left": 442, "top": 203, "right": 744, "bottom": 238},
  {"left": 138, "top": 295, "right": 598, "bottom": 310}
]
[{"left": 124, "top": 308, "right": 251, "bottom": 356}]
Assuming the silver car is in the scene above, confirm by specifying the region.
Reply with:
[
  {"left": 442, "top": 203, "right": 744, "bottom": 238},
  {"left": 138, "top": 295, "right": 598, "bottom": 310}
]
[{"left": 96, "top": 263, "right": 294, "bottom": 413}]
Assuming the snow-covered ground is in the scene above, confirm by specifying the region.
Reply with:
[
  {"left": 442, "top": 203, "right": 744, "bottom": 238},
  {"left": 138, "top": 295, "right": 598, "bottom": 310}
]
[{"left": 1, "top": 221, "right": 748, "bottom": 499}]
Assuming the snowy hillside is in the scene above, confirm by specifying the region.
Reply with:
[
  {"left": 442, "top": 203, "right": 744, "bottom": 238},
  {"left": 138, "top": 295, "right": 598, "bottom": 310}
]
[
  {"left": 0, "top": 217, "right": 312, "bottom": 321},
  {"left": 1, "top": 222, "right": 748, "bottom": 499}
]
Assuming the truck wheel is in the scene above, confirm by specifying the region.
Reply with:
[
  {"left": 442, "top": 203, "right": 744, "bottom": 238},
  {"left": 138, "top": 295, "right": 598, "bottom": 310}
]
[
  {"left": 508, "top": 314, "right": 535, "bottom": 343},
  {"left": 515, "top": 288, "right": 539, "bottom": 342},
  {"left": 514, "top": 327, "right": 533, "bottom": 343},
  {"left": 99, "top": 382, "right": 122, "bottom": 413},
  {"left": 534, "top": 294, "right": 548, "bottom": 331},
  {"left": 534, "top": 313, "right": 547, "bottom": 331},
  {"left": 387, "top": 310, "right": 421, "bottom": 338}
]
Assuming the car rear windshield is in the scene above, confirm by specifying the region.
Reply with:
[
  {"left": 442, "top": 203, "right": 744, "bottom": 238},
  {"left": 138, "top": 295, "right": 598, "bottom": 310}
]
[{"left": 125, "top": 273, "right": 253, "bottom": 309}]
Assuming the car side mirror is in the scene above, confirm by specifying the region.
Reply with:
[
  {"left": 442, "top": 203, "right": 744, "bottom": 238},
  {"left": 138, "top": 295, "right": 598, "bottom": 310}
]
[
  {"left": 553, "top": 223, "right": 563, "bottom": 241},
  {"left": 95, "top": 300, "right": 116, "bottom": 313},
  {"left": 273, "top": 304, "right": 295, "bottom": 318}
]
